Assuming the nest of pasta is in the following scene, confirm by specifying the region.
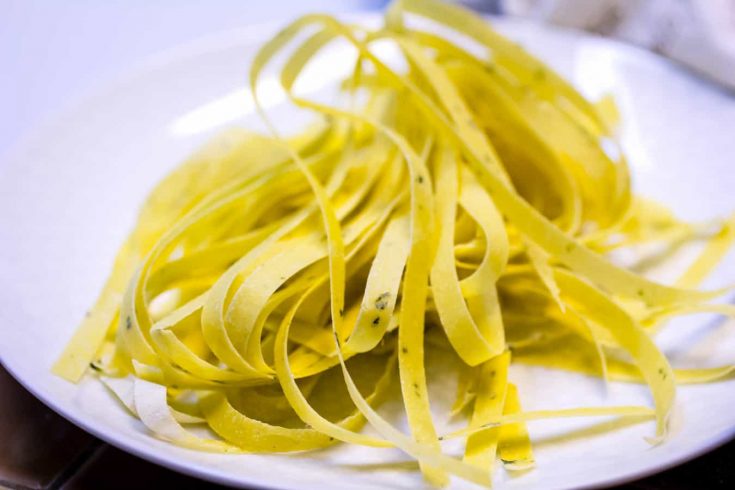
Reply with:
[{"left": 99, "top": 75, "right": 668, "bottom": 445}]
[{"left": 55, "top": 0, "right": 735, "bottom": 486}]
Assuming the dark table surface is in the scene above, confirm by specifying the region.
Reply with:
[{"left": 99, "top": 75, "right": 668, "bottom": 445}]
[{"left": 1, "top": 363, "right": 731, "bottom": 490}]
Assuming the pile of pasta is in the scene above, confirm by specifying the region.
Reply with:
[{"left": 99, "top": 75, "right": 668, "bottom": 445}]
[{"left": 54, "top": 0, "right": 735, "bottom": 486}]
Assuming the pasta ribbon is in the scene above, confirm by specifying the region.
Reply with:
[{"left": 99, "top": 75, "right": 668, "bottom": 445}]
[{"left": 53, "top": 0, "right": 735, "bottom": 487}]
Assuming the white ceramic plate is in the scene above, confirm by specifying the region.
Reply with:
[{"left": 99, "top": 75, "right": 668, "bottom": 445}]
[{"left": 1, "top": 14, "right": 734, "bottom": 490}]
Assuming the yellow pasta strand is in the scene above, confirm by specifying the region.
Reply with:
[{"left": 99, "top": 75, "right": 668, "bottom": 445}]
[{"left": 52, "top": 0, "right": 735, "bottom": 487}]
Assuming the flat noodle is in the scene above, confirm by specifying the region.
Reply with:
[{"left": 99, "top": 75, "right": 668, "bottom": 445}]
[
  {"left": 53, "top": 0, "right": 735, "bottom": 487},
  {"left": 464, "top": 352, "right": 510, "bottom": 478},
  {"left": 498, "top": 384, "right": 535, "bottom": 471}
]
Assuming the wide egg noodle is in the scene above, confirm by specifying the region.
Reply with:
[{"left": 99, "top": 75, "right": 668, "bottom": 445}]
[{"left": 52, "top": 0, "right": 735, "bottom": 487}]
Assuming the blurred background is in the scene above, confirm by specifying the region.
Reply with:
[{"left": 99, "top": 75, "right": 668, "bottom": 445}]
[{"left": 2, "top": 0, "right": 733, "bottom": 160}]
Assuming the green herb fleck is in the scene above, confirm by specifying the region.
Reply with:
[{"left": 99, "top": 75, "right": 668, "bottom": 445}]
[{"left": 375, "top": 292, "right": 391, "bottom": 310}]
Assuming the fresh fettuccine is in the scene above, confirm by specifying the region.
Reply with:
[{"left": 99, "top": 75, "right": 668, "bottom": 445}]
[{"left": 53, "top": 0, "right": 735, "bottom": 486}]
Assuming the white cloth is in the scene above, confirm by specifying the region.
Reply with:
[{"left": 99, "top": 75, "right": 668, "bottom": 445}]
[{"left": 503, "top": 0, "right": 735, "bottom": 90}]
